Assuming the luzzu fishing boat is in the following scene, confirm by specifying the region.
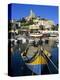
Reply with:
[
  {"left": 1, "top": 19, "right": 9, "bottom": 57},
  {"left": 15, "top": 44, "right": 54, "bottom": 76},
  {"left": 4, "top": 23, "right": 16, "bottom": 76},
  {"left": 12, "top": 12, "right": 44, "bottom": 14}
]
[{"left": 21, "top": 44, "right": 51, "bottom": 75}]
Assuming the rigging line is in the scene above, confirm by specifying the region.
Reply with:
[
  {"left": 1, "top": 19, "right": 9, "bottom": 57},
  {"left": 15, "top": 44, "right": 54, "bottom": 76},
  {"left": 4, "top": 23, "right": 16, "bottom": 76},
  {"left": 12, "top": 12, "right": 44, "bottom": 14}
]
[
  {"left": 32, "top": 45, "right": 41, "bottom": 75},
  {"left": 38, "top": 45, "right": 43, "bottom": 74},
  {"left": 43, "top": 48, "right": 58, "bottom": 71},
  {"left": 47, "top": 64, "right": 52, "bottom": 74},
  {"left": 22, "top": 43, "right": 30, "bottom": 56},
  {"left": 43, "top": 55, "right": 52, "bottom": 73},
  {"left": 47, "top": 55, "right": 58, "bottom": 71},
  {"left": 41, "top": 50, "right": 52, "bottom": 74},
  {"left": 39, "top": 46, "right": 41, "bottom": 74},
  {"left": 30, "top": 46, "right": 39, "bottom": 75}
]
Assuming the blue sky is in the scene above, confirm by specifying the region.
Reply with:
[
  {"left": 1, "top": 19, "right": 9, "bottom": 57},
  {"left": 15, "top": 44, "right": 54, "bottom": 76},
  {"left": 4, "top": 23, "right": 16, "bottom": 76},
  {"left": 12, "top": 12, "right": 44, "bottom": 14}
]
[{"left": 8, "top": 3, "right": 58, "bottom": 24}]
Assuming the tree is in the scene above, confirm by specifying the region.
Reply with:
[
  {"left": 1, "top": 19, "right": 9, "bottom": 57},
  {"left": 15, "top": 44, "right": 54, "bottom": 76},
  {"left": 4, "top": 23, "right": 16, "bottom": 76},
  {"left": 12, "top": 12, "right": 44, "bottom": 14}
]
[
  {"left": 20, "top": 17, "right": 26, "bottom": 23},
  {"left": 28, "top": 19, "right": 34, "bottom": 25},
  {"left": 51, "top": 24, "right": 58, "bottom": 31},
  {"left": 55, "top": 24, "right": 58, "bottom": 31},
  {"left": 51, "top": 25, "right": 55, "bottom": 30},
  {"left": 39, "top": 25, "right": 44, "bottom": 30}
]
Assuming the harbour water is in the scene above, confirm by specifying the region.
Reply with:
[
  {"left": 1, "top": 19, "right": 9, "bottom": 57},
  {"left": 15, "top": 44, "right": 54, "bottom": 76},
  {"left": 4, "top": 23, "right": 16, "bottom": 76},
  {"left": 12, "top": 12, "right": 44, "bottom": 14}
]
[{"left": 11, "top": 41, "right": 58, "bottom": 75}]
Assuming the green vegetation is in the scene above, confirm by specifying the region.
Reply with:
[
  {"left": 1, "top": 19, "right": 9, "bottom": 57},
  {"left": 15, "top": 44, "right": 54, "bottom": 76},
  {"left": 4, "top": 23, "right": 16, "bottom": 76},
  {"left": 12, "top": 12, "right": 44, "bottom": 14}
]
[
  {"left": 39, "top": 25, "right": 45, "bottom": 30},
  {"left": 51, "top": 24, "right": 58, "bottom": 31},
  {"left": 9, "top": 10, "right": 58, "bottom": 31}
]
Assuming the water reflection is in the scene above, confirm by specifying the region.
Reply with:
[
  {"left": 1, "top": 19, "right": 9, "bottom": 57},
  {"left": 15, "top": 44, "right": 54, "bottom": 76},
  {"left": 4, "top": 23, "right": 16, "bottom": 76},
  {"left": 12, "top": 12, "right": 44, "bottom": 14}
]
[{"left": 10, "top": 36, "right": 58, "bottom": 75}]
